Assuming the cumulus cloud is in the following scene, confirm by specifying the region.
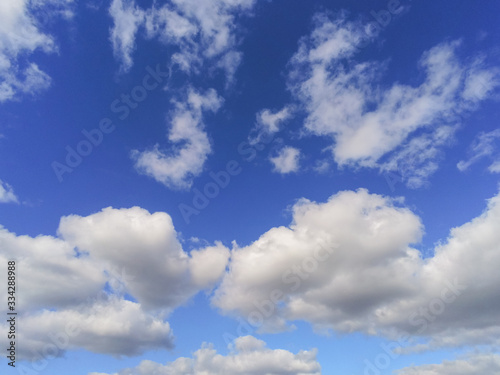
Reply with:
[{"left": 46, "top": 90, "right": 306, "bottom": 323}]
[
  {"left": 212, "top": 188, "right": 500, "bottom": 350},
  {"left": 0, "top": 226, "right": 105, "bottom": 311},
  {"left": 59, "top": 206, "right": 230, "bottom": 310},
  {"left": 0, "top": 180, "right": 18, "bottom": 203},
  {"left": 396, "top": 353, "right": 500, "bottom": 375},
  {"left": 131, "top": 88, "right": 223, "bottom": 190},
  {"left": 270, "top": 146, "right": 301, "bottom": 174},
  {"left": 109, "top": 0, "right": 256, "bottom": 80},
  {"left": 88, "top": 335, "right": 321, "bottom": 375},
  {"left": 0, "top": 0, "right": 72, "bottom": 102},
  {"left": 0, "top": 206, "right": 229, "bottom": 358},
  {"left": 398, "top": 190, "right": 500, "bottom": 349},
  {"left": 457, "top": 129, "right": 500, "bottom": 173},
  {"left": 12, "top": 297, "right": 174, "bottom": 359},
  {"left": 287, "top": 13, "right": 500, "bottom": 186},
  {"left": 212, "top": 189, "right": 423, "bottom": 333}
]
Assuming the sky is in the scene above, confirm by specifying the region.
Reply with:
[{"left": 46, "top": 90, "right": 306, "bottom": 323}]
[{"left": 1, "top": 0, "right": 500, "bottom": 374}]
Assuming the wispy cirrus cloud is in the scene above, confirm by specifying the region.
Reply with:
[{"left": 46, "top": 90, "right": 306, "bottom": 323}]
[
  {"left": 380, "top": 125, "right": 456, "bottom": 189},
  {"left": 457, "top": 129, "right": 500, "bottom": 173}
]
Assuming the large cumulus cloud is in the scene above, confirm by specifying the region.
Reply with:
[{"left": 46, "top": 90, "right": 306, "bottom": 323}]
[
  {"left": 213, "top": 188, "right": 500, "bottom": 350},
  {"left": 0, "top": 206, "right": 229, "bottom": 359}
]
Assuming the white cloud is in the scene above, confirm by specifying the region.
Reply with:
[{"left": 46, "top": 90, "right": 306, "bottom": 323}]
[
  {"left": 250, "top": 106, "right": 293, "bottom": 144},
  {"left": 30, "top": 0, "right": 75, "bottom": 21},
  {"left": 88, "top": 335, "right": 321, "bottom": 375},
  {"left": 10, "top": 297, "right": 174, "bottom": 359},
  {"left": 109, "top": 0, "right": 145, "bottom": 73},
  {"left": 58, "top": 206, "right": 230, "bottom": 310},
  {"left": 0, "top": 63, "right": 52, "bottom": 102},
  {"left": 0, "top": 180, "right": 18, "bottom": 203},
  {"left": 212, "top": 188, "right": 500, "bottom": 350},
  {"left": 461, "top": 58, "right": 500, "bottom": 103},
  {"left": 270, "top": 146, "right": 301, "bottom": 174},
  {"left": 457, "top": 129, "right": 500, "bottom": 173},
  {"left": 0, "top": 226, "right": 105, "bottom": 311},
  {"left": 109, "top": 0, "right": 256, "bottom": 80},
  {"left": 288, "top": 13, "right": 500, "bottom": 186},
  {"left": 489, "top": 160, "right": 500, "bottom": 173},
  {"left": 0, "top": 206, "right": 229, "bottom": 358},
  {"left": 380, "top": 125, "right": 456, "bottom": 189},
  {"left": 397, "top": 353, "right": 500, "bottom": 375},
  {"left": 0, "top": 0, "right": 72, "bottom": 102},
  {"left": 213, "top": 189, "right": 423, "bottom": 333},
  {"left": 131, "top": 88, "right": 223, "bottom": 190},
  {"left": 313, "top": 159, "right": 330, "bottom": 174},
  {"left": 402, "top": 190, "right": 500, "bottom": 349}
]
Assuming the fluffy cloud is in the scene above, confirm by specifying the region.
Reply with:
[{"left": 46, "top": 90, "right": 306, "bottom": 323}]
[
  {"left": 0, "top": 226, "right": 105, "bottom": 311},
  {"left": 397, "top": 353, "right": 500, "bottom": 375},
  {"left": 131, "top": 88, "right": 223, "bottom": 190},
  {"left": 11, "top": 297, "right": 174, "bottom": 359},
  {"left": 212, "top": 188, "right": 500, "bottom": 349},
  {"left": 457, "top": 129, "right": 500, "bottom": 173},
  {"left": 88, "top": 335, "right": 321, "bottom": 375},
  {"left": 287, "top": 13, "right": 500, "bottom": 186},
  {"left": 0, "top": 206, "right": 229, "bottom": 358},
  {"left": 109, "top": 0, "right": 256, "bottom": 80},
  {"left": 270, "top": 146, "right": 301, "bottom": 174},
  {"left": 0, "top": 180, "right": 18, "bottom": 203},
  {"left": 213, "top": 189, "right": 423, "bottom": 333},
  {"left": 0, "top": 0, "right": 72, "bottom": 101},
  {"left": 399, "top": 190, "right": 500, "bottom": 349},
  {"left": 59, "top": 206, "right": 230, "bottom": 310}
]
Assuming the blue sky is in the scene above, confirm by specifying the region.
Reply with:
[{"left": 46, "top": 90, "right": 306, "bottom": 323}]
[{"left": 1, "top": 0, "right": 500, "bottom": 374}]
